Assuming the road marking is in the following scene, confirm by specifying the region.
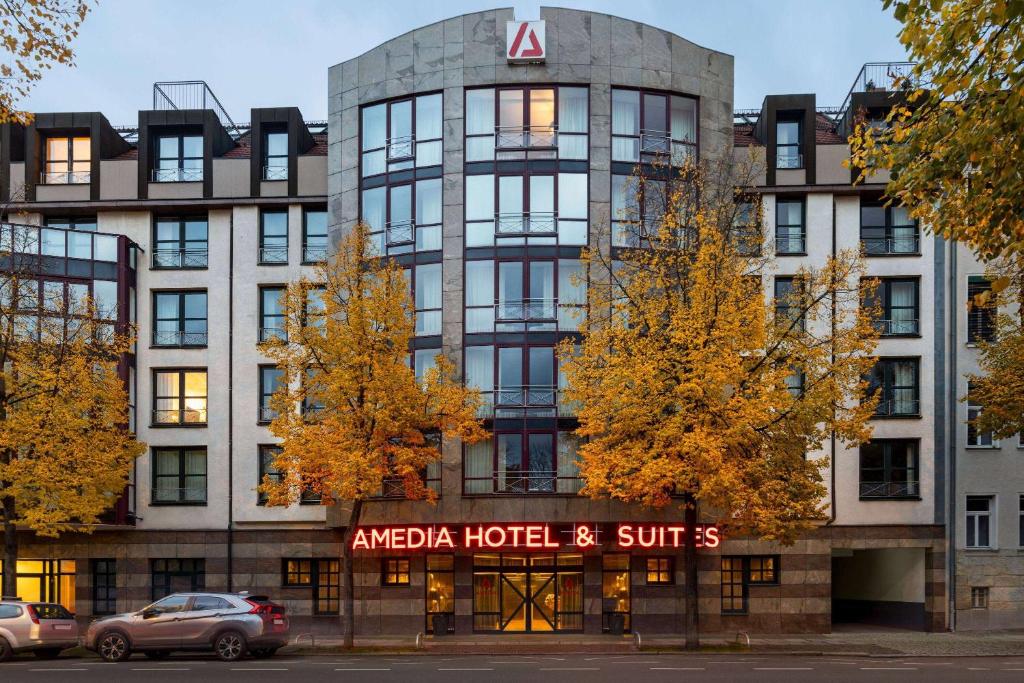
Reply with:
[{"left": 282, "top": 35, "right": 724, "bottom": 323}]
[
  {"left": 29, "top": 669, "right": 87, "bottom": 672},
  {"left": 860, "top": 667, "right": 918, "bottom": 671},
  {"left": 335, "top": 668, "right": 392, "bottom": 671},
  {"left": 489, "top": 661, "right": 537, "bottom": 664},
  {"left": 754, "top": 667, "right": 814, "bottom": 671},
  {"left": 438, "top": 668, "right": 495, "bottom": 671},
  {"left": 651, "top": 667, "right": 706, "bottom": 671},
  {"left": 132, "top": 668, "right": 191, "bottom": 671},
  {"left": 611, "top": 660, "right": 659, "bottom": 664},
  {"left": 968, "top": 668, "right": 990, "bottom": 671},
  {"left": 230, "top": 668, "right": 289, "bottom": 671},
  {"left": 539, "top": 667, "right": 600, "bottom": 671}
]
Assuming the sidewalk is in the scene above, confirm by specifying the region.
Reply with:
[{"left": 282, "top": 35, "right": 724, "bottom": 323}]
[{"left": 283, "top": 627, "right": 1024, "bottom": 657}]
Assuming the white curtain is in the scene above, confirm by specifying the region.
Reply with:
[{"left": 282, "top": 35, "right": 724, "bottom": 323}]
[
  {"left": 890, "top": 281, "right": 915, "bottom": 332},
  {"left": 416, "top": 94, "right": 442, "bottom": 139},
  {"left": 893, "top": 361, "right": 916, "bottom": 413},
  {"left": 466, "top": 89, "right": 495, "bottom": 135},
  {"left": 671, "top": 96, "right": 696, "bottom": 142},
  {"left": 465, "top": 346, "right": 494, "bottom": 392},
  {"left": 464, "top": 437, "right": 494, "bottom": 494},
  {"left": 612, "top": 89, "right": 639, "bottom": 135},
  {"left": 559, "top": 88, "right": 588, "bottom": 133}
]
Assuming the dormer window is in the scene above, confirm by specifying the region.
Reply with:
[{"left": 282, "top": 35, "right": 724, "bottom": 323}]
[
  {"left": 154, "top": 133, "right": 203, "bottom": 182},
  {"left": 263, "top": 130, "right": 288, "bottom": 180},
  {"left": 776, "top": 116, "right": 802, "bottom": 169},
  {"left": 43, "top": 136, "right": 90, "bottom": 184}
]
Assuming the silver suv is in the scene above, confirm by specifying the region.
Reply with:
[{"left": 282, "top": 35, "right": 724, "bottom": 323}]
[
  {"left": 84, "top": 592, "right": 289, "bottom": 662},
  {"left": 0, "top": 601, "right": 80, "bottom": 661}
]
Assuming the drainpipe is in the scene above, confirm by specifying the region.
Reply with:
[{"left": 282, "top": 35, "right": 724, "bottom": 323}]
[
  {"left": 947, "top": 242, "right": 957, "bottom": 631},
  {"left": 227, "top": 209, "right": 235, "bottom": 592},
  {"left": 827, "top": 196, "right": 838, "bottom": 524}
]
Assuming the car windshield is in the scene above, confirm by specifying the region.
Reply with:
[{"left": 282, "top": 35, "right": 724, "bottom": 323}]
[
  {"left": 145, "top": 595, "right": 190, "bottom": 614},
  {"left": 31, "top": 604, "right": 73, "bottom": 619}
]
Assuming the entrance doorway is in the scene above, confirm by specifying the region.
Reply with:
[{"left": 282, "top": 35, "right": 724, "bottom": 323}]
[
  {"left": 473, "top": 553, "right": 583, "bottom": 632},
  {"left": 831, "top": 547, "right": 926, "bottom": 630}
]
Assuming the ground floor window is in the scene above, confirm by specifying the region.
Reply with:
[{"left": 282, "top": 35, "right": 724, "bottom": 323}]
[
  {"left": 602, "top": 553, "right": 631, "bottom": 631},
  {"left": 0, "top": 559, "right": 76, "bottom": 611},
  {"left": 473, "top": 553, "right": 583, "bottom": 632},
  {"left": 721, "top": 555, "right": 780, "bottom": 615},
  {"left": 382, "top": 558, "right": 411, "bottom": 586},
  {"left": 966, "top": 495, "right": 993, "bottom": 548},
  {"left": 971, "top": 586, "right": 989, "bottom": 609},
  {"left": 281, "top": 558, "right": 341, "bottom": 615},
  {"left": 426, "top": 554, "right": 455, "bottom": 633},
  {"left": 151, "top": 558, "right": 204, "bottom": 600},
  {"left": 91, "top": 559, "right": 117, "bottom": 615},
  {"left": 645, "top": 557, "right": 673, "bottom": 585}
]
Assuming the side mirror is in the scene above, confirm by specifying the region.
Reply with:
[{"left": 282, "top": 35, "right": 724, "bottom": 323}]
[{"left": 141, "top": 608, "right": 158, "bottom": 619}]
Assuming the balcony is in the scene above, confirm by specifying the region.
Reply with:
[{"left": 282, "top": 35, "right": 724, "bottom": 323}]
[
  {"left": 40, "top": 170, "right": 91, "bottom": 185},
  {"left": 496, "top": 298, "right": 557, "bottom": 323},
  {"left": 775, "top": 235, "right": 806, "bottom": 254},
  {"left": 259, "top": 246, "right": 288, "bottom": 264},
  {"left": 776, "top": 152, "right": 803, "bottom": 170},
  {"left": 838, "top": 62, "right": 920, "bottom": 122},
  {"left": 874, "top": 398, "right": 920, "bottom": 417},
  {"left": 152, "top": 330, "right": 208, "bottom": 347},
  {"left": 152, "top": 408, "right": 207, "bottom": 425},
  {"left": 495, "top": 212, "right": 557, "bottom": 237},
  {"left": 153, "top": 167, "right": 203, "bottom": 182},
  {"left": 263, "top": 165, "right": 288, "bottom": 181},
  {"left": 386, "top": 220, "right": 414, "bottom": 247},
  {"left": 859, "top": 480, "right": 919, "bottom": 499},
  {"left": 496, "top": 125, "right": 557, "bottom": 150},
  {"left": 877, "top": 318, "right": 919, "bottom": 336},
  {"left": 465, "top": 471, "right": 583, "bottom": 496},
  {"left": 259, "top": 406, "right": 277, "bottom": 423},
  {"left": 496, "top": 385, "right": 557, "bottom": 408},
  {"left": 387, "top": 135, "right": 415, "bottom": 161},
  {"left": 259, "top": 326, "right": 286, "bottom": 343},
  {"left": 303, "top": 246, "right": 328, "bottom": 263},
  {"left": 861, "top": 235, "right": 920, "bottom": 255},
  {"left": 153, "top": 247, "right": 208, "bottom": 269}
]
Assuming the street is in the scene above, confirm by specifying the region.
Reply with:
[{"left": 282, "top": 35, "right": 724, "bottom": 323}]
[{"left": 3, "top": 653, "right": 1024, "bottom": 682}]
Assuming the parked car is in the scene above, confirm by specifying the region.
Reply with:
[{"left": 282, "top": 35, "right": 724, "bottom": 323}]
[
  {"left": 0, "top": 600, "right": 80, "bottom": 662},
  {"left": 83, "top": 592, "right": 289, "bottom": 662}
]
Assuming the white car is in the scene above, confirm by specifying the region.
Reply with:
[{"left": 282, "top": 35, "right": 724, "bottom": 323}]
[{"left": 0, "top": 601, "right": 79, "bottom": 661}]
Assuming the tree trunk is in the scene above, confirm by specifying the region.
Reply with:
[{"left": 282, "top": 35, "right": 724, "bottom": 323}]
[
  {"left": 683, "top": 495, "right": 700, "bottom": 650},
  {"left": 1, "top": 500, "right": 16, "bottom": 599},
  {"left": 340, "top": 499, "right": 363, "bottom": 650}
]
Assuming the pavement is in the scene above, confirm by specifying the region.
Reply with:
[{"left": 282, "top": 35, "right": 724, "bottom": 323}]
[{"left": 4, "top": 653, "right": 1024, "bottom": 682}]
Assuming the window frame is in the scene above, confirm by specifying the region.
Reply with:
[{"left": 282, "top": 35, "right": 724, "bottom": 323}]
[
  {"left": 258, "top": 364, "right": 283, "bottom": 424},
  {"left": 867, "top": 277, "right": 920, "bottom": 337},
  {"left": 775, "top": 116, "right": 802, "bottom": 169},
  {"left": 381, "top": 557, "right": 412, "bottom": 586},
  {"left": 966, "top": 381, "right": 997, "bottom": 448},
  {"left": 967, "top": 276, "right": 996, "bottom": 344},
  {"left": 302, "top": 208, "right": 328, "bottom": 263},
  {"left": 645, "top": 557, "right": 674, "bottom": 585},
  {"left": 151, "top": 446, "right": 208, "bottom": 505},
  {"left": 259, "top": 209, "right": 289, "bottom": 265},
  {"left": 150, "top": 558, "right": 205, "bottom": 601},
  {"left": 859, "top": 439, "right": 920, "bottom": 500},
  {"left": 965, "top": 495, "right": 994, "bottom": 549},
  {"left": 153, "top": 132, "right": 204, "bottom": 183},
  {"left": 152, "top": 216, "right": 208, "bottom": 269},
  {"left": 610, "top": 87, "right": 698, "bottom": 165},
  {"left": 360, "top": 92, "right": 443, "bottom": 178},
  {"left": 774, "top": 197, "right": 806, "bottom": 255},
  {"left": 721, "top": 555, "right": 780, "bottom": 614},
  {"left": 91, "top": 559, "right": 117, "bottom": 616},
  {"left": 860, "top": 200, "right": 920, "bottom": 256},
  {"left": 152, "top": 290, "right": 208, "bottom": 348},
  {"left": 263, "top": 128, "right": 289, "bottom": 181},
  {"left": 259, "top": 285, "right": 287, "bottom": 343},
  {"left": 868, "top": 357, "right": 921, "bottom": 418},
  {"left": 152, "top": 368, "right": 208, "bottom": 426},
  {"left": 42, "top": 135, "right": 91, "bottom": 184}
]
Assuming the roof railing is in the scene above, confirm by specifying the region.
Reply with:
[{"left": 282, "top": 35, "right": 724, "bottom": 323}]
[
  {"left": 153, "top": 80, "right": 241, "bottom": 138},
  {"left": 837, "top": 62, "right": 919, "bottom": 123}
]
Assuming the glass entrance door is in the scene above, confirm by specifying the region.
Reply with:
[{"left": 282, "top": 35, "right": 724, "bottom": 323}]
[
  {"left": 500, "top": 572, "right": 528, "bottom": 631},
  {"left": 473, "top": 553, "right": 584, "bottom": 632}
]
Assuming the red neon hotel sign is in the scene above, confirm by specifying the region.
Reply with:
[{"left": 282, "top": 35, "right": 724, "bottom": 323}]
[{"left": 351, "top": 523, "right": 720, "bottom": 551}]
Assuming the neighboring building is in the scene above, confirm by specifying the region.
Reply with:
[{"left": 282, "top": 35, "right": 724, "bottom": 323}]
[{"left": 0, "top": 6, "right": 1012, "bottom": 634}]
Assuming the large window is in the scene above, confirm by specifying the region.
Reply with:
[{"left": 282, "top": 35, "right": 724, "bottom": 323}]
[
  {"left": 860, "top": 439, "right": 919, "bottom": 499},
  {"left": 281, "top": 558, "right": 341, "bottom": 615},
  {"left": 464, "top": 345, "right": 568, "bottom": 418},
  {"left": 601, "top": 553, "right": 630, "bottom": 632},
  {"left": 966, "top": 381, "right": 995, "bottom": 447},
  {"left": 775, "top": 198, "right": 805, "bottom": 254},
  {"left": 0, "top": 559, "right": 76, "bottom": 611},
  {"left": 153, "top": 291, "right": 207, "bottom": 347},
  {"left": 860, "top": 202, "right": 919, "bottom": 255},
  {"left": 362, "top": 177, "right": 441, "bottom": 255},
  {"left": 151, "top": 559, "right": 204, "bottom": 600},
  {"left": 774, "top": 276, "right": 805, "bottom": 329},
  {"left": 464, "top": 172, "right": 587, "bottom": 247},
  {"left": 259, "top": 210, "right": 289, "bottom": 264},
  {"left": 410, "top": 263, "right": 441, "bottom": 337},
  {"left": 152, "top": 447, "right": 207, "bottom": 504},
  {"left": 153, "top": 369, "right": 208, "bottom": 425},
  {"left": 259, "top": 286, "right": 286, "bottom": 342},
  {"left": 263, "top": 129, "right": 288, "bottom": 180},
  {"left": 611, "top": 88, "right": 696, "bottom": 164},
  {"left": 775, "top": 117, "right": 801, "bottom": 169},
  {"left": 259, "top": 365, "right": 283, "bottom": 423},
  {"left": 966, "top": 496, "right": 993, "bottom": 549},
  {"left": 303, "top": 209, "right": 328, "bottom": 263},
  {"left": 464, "top": 431, "right": 582, "bottom": 495},
  {"left": 967, "top": 276, "right": 996, "bottom": 343},
  {"left": 43, "top": 135, "right": 90, "bottom": 184},
  {"left": 866, "top": 278, "right": 919, "bottom": 336},
  {"left": 259, "top": 444, "right": 321, "bottom": 505},
  {"left": 721, "top": 556, "right": 779, "bottom": 614},
  {"left": 868, "top": 358, "right": 920, "bottom": 417},
  {"left": 361, "top": 93, "right": 442, "bottom": 177},
  {"left": 91, "top": 559, "right": 117, "bottom": 616},
  {"left": 465, "top": 86, "right": 588, "bottom": 161},
  {"left": 426, "top": 554, "right": 455, "bottom": 633},
  {"left": 154, "top": 133, "right": 203, "bottom": 182},
  {"left": 153, "top": 217, "right": 208, "bottom": 268},
  {"left": 464, "top": 259, "right": 584, "bottom": 333},
  {"left": 611, "top": 174, "right": 691, "bottom": 248}
]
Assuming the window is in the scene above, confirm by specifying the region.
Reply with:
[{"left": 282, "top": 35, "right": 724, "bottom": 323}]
[
  {"left": 145, "top": 594, "right": 190, "bottom": 614},
  {"left": 153, "top": 217, "right": 208, "bottom": 268},
  {"left": 293, "top": 558, "right": 340, "bottom": 615},
  {"left": 465, "top": 259, "right": 584, "bottom": 334},
  {"left": 774, "top": 276, "right": 805, "bottom": 329},
  {"left": 154, "top": 133, "right": 203, "bottom": 182},
  {"left": 602, "top": 553, "right": 631, "bottom": 632},
  {"left": 465, "top": 86, "right": 589, "bottom": 161},
  {"left": 0, "top": 560, "right": 76, "bottom": 611},
  {"left": 361, "top": 93, "right": 442, "bottom": 177},
  {"left": 645, "top": 557, "right": 673, "bottom": 585},
  {"left": 866, "top": 278, "right": 919, "bottom": 336},
  {"left": 303, "top": 209, "right": 328, "bottom": 263},
  {"left": 966, "top": 382, "right": 995, "bottom": 447},
  {"left": 282, "top": 558, "right": 312, "bottom": 586},
  {"left": 153, "top": 291, "right": 207, "bottom": 347},
  {"left": 775, "top": 117, "right": 802, "bottom": 169},
  {"left": 610, "top": 175, "right": 690, "bottom": 248},
  {"left": 868, "top": 358, "right": 920, "bottom": 417},
  {"left": 971, "top": 586, "right": 989, "bottom": 609},
  {"left": 263, "top": 130, "right": 288, "bottom": 180},
  {"left": 363, "top": 177, "right": 441, "bottom": 256},
  {"left": 967, "top": 276, "right": 996, "bottom": 343},
  {"left": 91, "top": 559, "right": 117, "bottom": 616},
  {"left": 464, "top": 172, "right": 587, "bottom": 247},
  {"left": 611, "top": 88, "right": 697, "bottom": 164},
  {"left": 258, "top": 444, "right": 283, "bottom": 505},
  {"left": 860, "top": 439, "right": 920, "bottom": 499},
  {"left": 382, "top": 558, "right": 411, "bottom": 586},
  {"left": 412, "top": 263, "right": 442, "bottom": 336},
  {"left": 152, "top": 447, "right": 207, "bottom": 504},
  {"left": 259, "top": 365, "right": 283, "bottom": 423},
  {"left": 426, "top": 554, "right": 455, "bottom": 633},
  {"left": 775, "top": 198, "right": 805, "bottom": 254},
  {"left": 192, "top": 595, "right": 232, "bottom": 611},
  {"left": 153, "top": 369, "right": 208, "bottom": 424},
  {"left": 966, "top": 496, "right": 993, "bottom": 549},
  {"left": 860, "top": 201, "right": 919, "bottom": 255},
  {"left": 259, "top": 210, "right": 289, "bottom": 264},
  {"left": 151, "top": 559, "right": 204, "bottom": 600},
  {"left": 43, "top": 136, "right": 90, "bottom": 184},
  {"left": 463, "top": 430, "right": 582, "bottom": 494},
  {"left": 721, "top": 556, "right": 779, "bottom": 614},
  {"left": 259, "top": 286, "right": 286, "bottom": 342},
  {"left": 45, "top": 216, "right": 97, "bottom": 232}
]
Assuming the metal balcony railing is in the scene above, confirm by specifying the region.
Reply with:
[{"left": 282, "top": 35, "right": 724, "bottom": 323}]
[
  {"left": 495, "top": 385, "right": 557, "bottom": 407},
  {"left": 152, "top": 486, "right": 207, "bottom": 504},
  {"left": 153, "top": 167, "right": 203, "bottom": 182},
  {"left": 152, "top": 330, "right": 208, "bottom": 347},
  {"left": 303, "top": 245, "right": 328, "bottom": 263},
  {"left": 259, "top": 245, "right": 288, "bottom": 264},
  {"left": 387, "top": 135, "right": 415, "bottom": 161},
  {"left": 263, "top": 165, "right": 288, "bottom": 181},
  {"left": 496, "top": 471, "right": 583, "bottom": 495},
  {"left": 877, "top": 318, "right": 919, "bottom": 336},
  {"left": 496, "top": 125, "right": 557, "bottom": 149},
  {"left": 640, "top": 129, "right": 671, "bottom": 154},
  {"left": 495, "top": 212, "right": 557, "bottom": 236},
  {"left": 259, "top": 326, "right": 286, "bottom": 343},
  {"left": 153, "top": 247, "right": 208, "bottom": 268},
  {"left": 776, "top": 152, "right": 803, "bottom": 170},
  {"left": 259, "top": 406, "right": 277, "bottom": 423},
  {"left": 838, "top": 62, "right": 920, "bottom": 123},
  {"left": 860, "top": 481, "right": 919, "bottom": 499},
  {"left": 386, "top": 220, "right": 414, "bottom": 246},
  {"left": 152, "top": 408, "right": 207, "bottom": 425},
  {"left": 874, "top": 398, "right": 920, "bottom": 417},
  {"left": 775, "top": 235, "right": 806, "bottom": 254},
  {"left": 40, "top": 170, "right": 91, "bottom": 185},
  {"left": 861, "top": 235, "right": 920, "bottom": 255},
  {"left": 496, "top": 298, "right": 557, "bottom": 322}
]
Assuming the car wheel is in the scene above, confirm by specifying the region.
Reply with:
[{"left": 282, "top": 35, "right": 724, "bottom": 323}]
[
  {"left": 144, "top": 650, "right": 171, "bottom": 660},
  {"left": 33, "top": 648, "right": 62, "bottom": 660},
  {"left": 0, "top": 636, "right": 12, "bottom": 663},
  {"left": 98, "top": 631, "right": 132, "bottom": 662},
  {"left": 214, "top": 631, "right": 246, "bottom": 662}
]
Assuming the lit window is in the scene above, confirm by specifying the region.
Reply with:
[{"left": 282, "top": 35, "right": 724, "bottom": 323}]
[
  {"left": 153, "top": 369, "right": 207, "bottom": 424},
  {"left": 43, "top": 136, "right": 90, "bottom": 184},
  {"left": 382, "top": 558, "right": 411, "bottom": 585},
  {"left": 645, "top": 557, "right": 673, "bottom": 585}
]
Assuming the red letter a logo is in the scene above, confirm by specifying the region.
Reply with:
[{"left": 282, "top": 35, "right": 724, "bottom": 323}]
[{"left": 509, "top": 22, "right": 543, "bottom": 59}]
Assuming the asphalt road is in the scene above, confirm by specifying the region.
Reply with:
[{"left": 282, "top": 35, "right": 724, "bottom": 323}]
[{"left": 3, "top": 653, "right": 1024, "bottom": 681}]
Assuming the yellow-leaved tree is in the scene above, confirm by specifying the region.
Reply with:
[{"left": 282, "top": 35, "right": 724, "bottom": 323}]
[
  {"left": 258, "top": 222, "right": 485, "bottom": 648},
  {"left": 559, "top": 158, "right": 880, "bottom": 648},
  {"left": 1, "top": 224, "right": 145, "bottom": 598}
]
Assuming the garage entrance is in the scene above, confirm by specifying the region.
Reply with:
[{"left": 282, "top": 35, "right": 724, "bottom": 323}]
[{"left": 831, "top": 547, "right": 926, "bottom": 630}]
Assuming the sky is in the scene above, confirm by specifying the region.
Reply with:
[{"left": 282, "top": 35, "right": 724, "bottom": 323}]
[{"left": 20, "top": 0, "right": 908, "bottom": 125}]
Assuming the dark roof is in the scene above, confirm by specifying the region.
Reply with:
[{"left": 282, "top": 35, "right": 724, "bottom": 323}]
[
  {"left": 734, "top": 123, "right": 757, "bottom": 146},
  {"left": 815, "top": 113, "right": 844, "bottom": 144},
  {"left": 111, "top": 147, "right": 138, "bottom": 160},
  {"left": 222, "top": 131, "right": 251, "bottom": 159},
  {"left": 307, "top": 133, "right": 327, "bottom": 156}
]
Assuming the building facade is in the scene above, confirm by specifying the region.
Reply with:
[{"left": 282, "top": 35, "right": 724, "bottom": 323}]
[{"left": 0, "top": 6, "right": 1015, "bottom": 634}]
